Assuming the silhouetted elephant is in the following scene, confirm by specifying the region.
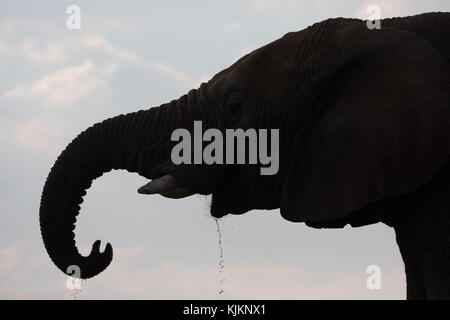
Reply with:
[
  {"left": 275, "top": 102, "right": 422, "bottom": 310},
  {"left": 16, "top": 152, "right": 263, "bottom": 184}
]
[{"left": 40, "top": 12, "right": 450, "bottom": 299}]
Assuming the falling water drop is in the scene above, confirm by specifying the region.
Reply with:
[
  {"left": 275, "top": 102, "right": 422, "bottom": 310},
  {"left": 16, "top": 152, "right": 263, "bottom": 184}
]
[
  {"left": 70, "top": 279, "right": 84, "bottom": 300},
  {"left": 71, "top": 287, "right": 82, "bottom": 300},
  {"left": 215, "top": 218, "right": 226, "bottom": 296}
]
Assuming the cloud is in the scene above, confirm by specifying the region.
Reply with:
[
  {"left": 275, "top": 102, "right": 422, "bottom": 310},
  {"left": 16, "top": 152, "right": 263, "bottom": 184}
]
[
  {"left": 12, "top": 118, "right": 61, "bottom": 152},
  {"left": 81, "top": 260, "right": 405, "bottom": 299},
  {"left": 4, "top": 60, "right": 118, "bottom": 105},
  {"left": 0, "top": 243, "right": 25, "bottom": 275},
  {"left": 0, "top": 20, "right": 14, "bottom": 55},
  {"left": 83, "top": 34, "right": 140, "bottom": 64},
  {"left": 0, "top": 240, "right": 405, "bottom": 299},
  {"left": 0, "top": 243, "right": 151, "bottom": 299},
  {"left": 150, "top": 61, "right": 191, "bottom": 84},
  {"left": 83, "top": 34, "right": 205, "bottom": 89},
  {"left": 21, "top": 38, "right": 67, "bottom": 63},
  {"left": 3, "top": 84, "right": 25, "bottom": 98},
  {"left": 5, "top": 33, "right": 206, "bottom": 103},
  {"left": 0, "top": 242, "right": 61, "bottom": 299},
  {"left": 30, "top": 60, "right": 110, "bottom": 104}
]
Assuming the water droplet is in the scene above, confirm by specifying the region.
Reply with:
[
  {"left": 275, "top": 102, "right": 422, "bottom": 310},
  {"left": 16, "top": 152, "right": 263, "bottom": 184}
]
[
  {"left": 215, "top": 218, "right": 226, "bottom": 296},
  {"left": 70, "top": 280, "right": 84, "bottom": 299}
]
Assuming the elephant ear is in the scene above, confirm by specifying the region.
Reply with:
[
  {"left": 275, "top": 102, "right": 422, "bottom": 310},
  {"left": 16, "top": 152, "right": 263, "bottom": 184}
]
[{"left": 280, "top": 23, "right": 450, "bottom": 224}]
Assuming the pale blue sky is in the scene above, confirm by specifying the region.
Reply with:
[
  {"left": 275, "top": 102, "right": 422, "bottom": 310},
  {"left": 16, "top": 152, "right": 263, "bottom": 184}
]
[{"left": 1, "top": 0, "right": 449, "bottom": 299}]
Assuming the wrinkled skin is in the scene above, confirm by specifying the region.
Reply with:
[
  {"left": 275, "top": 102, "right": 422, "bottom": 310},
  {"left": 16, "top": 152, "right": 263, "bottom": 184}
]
[{"left": 40, "top": 12, "right": 450, "bottom": 299}]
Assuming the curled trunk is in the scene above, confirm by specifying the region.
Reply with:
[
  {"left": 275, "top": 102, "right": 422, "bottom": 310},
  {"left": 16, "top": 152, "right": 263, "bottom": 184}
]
[{"left": 39, "top": 104, "right": 175, "bottom": 278}]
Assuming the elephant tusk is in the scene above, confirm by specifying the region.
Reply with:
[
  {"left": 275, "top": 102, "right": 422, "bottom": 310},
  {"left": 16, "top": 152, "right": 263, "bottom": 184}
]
[
  {"left": 160, "top": 187, "right": 196, "bottom": 199},
  {"left": 137, "top": 174, "right": 195, "bottom": 199}
]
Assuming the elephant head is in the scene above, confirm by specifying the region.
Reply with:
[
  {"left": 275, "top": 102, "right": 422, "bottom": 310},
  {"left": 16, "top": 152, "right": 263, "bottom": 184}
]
[{"left": 40, "top": 15, "right": 450, "bottom": 280}]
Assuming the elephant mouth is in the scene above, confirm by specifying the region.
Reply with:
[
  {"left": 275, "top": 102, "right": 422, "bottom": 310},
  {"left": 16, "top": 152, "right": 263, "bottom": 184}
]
[
  {"left": 138, "top": 151, "right": 231, "bottom": 201},
  {"left": 137, "top": 162, "right": 280, "bottom": 219}
]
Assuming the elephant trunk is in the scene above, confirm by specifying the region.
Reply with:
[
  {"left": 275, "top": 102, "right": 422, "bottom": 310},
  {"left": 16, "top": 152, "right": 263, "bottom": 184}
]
[{"left": 39, "top": 92, "right": 196, "bottom": 279}]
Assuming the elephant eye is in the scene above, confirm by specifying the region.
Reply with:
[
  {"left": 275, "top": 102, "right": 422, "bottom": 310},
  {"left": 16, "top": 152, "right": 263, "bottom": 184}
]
[{"left": 224, "top": 91, "right": 243, "bottom": 125}]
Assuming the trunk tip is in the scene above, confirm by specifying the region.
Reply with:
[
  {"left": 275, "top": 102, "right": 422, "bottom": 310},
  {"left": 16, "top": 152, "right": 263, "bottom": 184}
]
[{"left": 76, "top": 240, "right": 113, "bottom": 279}]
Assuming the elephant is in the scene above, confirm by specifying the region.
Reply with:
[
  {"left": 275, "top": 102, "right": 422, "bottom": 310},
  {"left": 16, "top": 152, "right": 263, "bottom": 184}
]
[{"left": 39, "top": 12, "right": 450, "bottom": 299}]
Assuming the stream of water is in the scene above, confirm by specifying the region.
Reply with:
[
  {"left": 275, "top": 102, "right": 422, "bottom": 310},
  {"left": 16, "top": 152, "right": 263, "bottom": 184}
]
[{"left": 215, "top": 218, "right": 225, "bottom": 295}]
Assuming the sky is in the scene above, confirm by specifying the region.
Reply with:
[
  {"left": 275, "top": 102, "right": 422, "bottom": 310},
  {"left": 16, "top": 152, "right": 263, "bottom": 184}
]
[{"left": 1, "top": 0, "right": 449, "bottom": 299}]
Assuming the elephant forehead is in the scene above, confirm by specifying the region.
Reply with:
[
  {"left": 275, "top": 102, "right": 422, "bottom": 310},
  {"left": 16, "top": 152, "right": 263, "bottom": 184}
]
[{"left": 211, "top": 29, "right": 309, "bottom": 95}]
